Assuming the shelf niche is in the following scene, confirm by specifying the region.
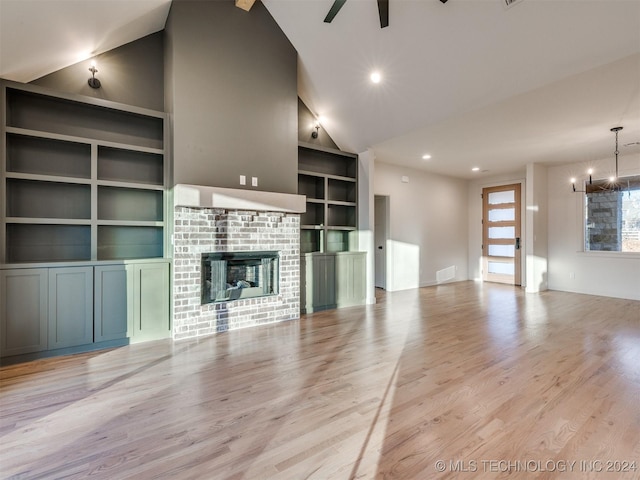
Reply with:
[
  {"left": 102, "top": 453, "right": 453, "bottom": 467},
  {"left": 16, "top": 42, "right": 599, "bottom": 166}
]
[
  {"left": 7, "top": 179, "right": 91, "bottom": 219},
  {"left": 6, "top": 133, "right": 91, "bottom": 178},
  {"left": 6, "top": 224, "right": 91, "bottom": 263},
  {"left": 98, "top": 226, "right": 163, "bottom": 260},
  {"left": 98, "top": 187, "right": 163, "bottom": 222},
  {"left": 6, "top": 88, "right": 163, "bottom": 149},
  {"left": 97, "top": 146, "right": 163, "bottom": 185}
]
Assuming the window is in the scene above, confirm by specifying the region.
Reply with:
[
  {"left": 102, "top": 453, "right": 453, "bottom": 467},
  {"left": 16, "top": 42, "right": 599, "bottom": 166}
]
[{"left": 585, "top": 175, "right": 640, "bottom": 252}]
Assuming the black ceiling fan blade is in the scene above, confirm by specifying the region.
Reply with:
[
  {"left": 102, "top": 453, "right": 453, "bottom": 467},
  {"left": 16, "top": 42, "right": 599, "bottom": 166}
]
[
  {"left": 324, "top": 0, "right": 348, "bottom": 23},
  {"left": 377, "top": 0, "right": 389, "bottom": 28}
]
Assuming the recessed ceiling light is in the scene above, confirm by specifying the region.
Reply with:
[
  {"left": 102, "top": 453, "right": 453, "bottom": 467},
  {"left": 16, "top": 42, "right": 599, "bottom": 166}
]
[
  {"left": 422, "top": 154, "right": 431, "bottom": 160},
  {"left": 472, "top": 167, "right": 480, "bottom": 172},
  {"left": 370, "top": 71, "right": 382, "bottom": 84}
]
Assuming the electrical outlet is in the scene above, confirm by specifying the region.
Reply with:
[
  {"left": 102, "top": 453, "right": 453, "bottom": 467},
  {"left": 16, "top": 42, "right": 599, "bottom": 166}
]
[
  {"left": 252, "top": 177, "right": 258, "bottom": 187},
  {"left": 240, "top": 175, "right": 246, "bottom": 185}
]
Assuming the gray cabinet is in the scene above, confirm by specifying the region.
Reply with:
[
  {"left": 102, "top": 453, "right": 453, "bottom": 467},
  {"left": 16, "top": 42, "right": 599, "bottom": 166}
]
[
  {"left": 1, "top": 261, "right": 170, "bottom": 360},
  {"left": 95, "top": 262, "right": 170, "bottom": 344},
  {"left": 94, "top": 265, "right": 129, "bottom": 342},
  {"left": 301, "top": 253, "right": 336, "bottom": 313},
  {"left": 335, "top": 252, "right": 367, "bottom": 308},
  {"left": 301, "top": 252, "right": 367, "bottom": 314},
  {"left": 130, "top": 262, "right": 170, "bottom": 342},
  {"left": 48, "top": 267, "right": 94, "bottom": 349},
  {"left": 0, "top": 269, "right": 47, "bottom": 356}
]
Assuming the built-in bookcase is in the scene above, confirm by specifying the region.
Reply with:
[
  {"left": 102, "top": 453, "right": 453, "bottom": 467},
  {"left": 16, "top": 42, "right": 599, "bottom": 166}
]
[
  {"left": 298, "top": 142, "right": 357, "bottom": 253},
  {"left": 1, "top": 81, "right": 167, "bottom": 264},
  {"left": 0, "top": 81, "right": 171, "bottom": 362}
]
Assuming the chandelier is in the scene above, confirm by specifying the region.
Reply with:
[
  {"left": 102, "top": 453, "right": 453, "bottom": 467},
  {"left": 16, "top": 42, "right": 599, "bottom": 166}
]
[{"left": 572, "top": 126, "right": 625, "bottom": 193}]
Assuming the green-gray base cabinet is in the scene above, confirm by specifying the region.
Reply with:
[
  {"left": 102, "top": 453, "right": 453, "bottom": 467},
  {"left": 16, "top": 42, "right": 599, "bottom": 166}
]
[
  {"left": 131, "top": 262, "right": 171, "bottom": 342},
  {"left": 94, "top": 262, "right": 170, "bottom": 344},
  {"left": 0, "top": 268, "right": 48, "bottom": 356},
  {"left": 335, "top": 251, "right": 367, "bottom": 308},
  {"left": 0, "top": 261, "right": 171, "bottom": 362},
  {"left": 94, "top": 265, "right": 130, "bottom": 342},
  {"left": 48, "top": 266, "right": 94, "bottom": 350},
  {"left": 300, "top": 251, "right": 366, "bottom": 314}
]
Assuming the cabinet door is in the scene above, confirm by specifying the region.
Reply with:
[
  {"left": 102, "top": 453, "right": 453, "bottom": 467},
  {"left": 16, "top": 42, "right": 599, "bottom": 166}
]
[
  {"left": 48, "top": 267, "right": 93, "bottom": 349},
  {"left": 131, "top": 262, "right": 170, "bottom": 342},
  {"left": 315, "top": 254, "right": 336, "bottom": 309},
  {"left": 302, "top": 253, "right": 336, "bottom": 313},
  {"left": 94, "top": 265, "right": 131, "bottom": 342},
  {"left": 0, "top": 269, "right": 48, "bottom": 357},
  {"left": 336, "top": 252, "right": 366, "bottom": 308}
]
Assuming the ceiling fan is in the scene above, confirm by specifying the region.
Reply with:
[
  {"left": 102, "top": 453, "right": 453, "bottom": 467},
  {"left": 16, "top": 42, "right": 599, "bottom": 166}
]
[{"left": 324, "top": 0, "right": 449, "bottom": 28}]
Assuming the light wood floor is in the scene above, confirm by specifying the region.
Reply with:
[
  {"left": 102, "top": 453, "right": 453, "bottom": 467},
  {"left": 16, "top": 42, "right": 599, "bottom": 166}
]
[{"left": 1, "top": 282, "right": 639, "bottom": 479}]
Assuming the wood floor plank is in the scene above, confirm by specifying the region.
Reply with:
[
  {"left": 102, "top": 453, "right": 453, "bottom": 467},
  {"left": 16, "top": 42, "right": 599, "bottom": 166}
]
[{"left": 1, "top": 282, "right": 639, "bottom": 479}]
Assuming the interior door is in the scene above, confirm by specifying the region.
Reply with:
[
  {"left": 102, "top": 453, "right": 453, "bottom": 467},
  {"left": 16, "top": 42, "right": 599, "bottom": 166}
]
[
  {"left": 482, "top": 184, "right": 521, "bottom": 285},
  {"left": 374, "top": 195, "right": 388, "bottom": 289}
]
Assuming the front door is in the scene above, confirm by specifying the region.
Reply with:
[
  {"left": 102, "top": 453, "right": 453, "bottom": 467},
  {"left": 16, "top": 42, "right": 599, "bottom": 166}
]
[{"left": 482, "top": 184, "right": 521, "bottom": 285}]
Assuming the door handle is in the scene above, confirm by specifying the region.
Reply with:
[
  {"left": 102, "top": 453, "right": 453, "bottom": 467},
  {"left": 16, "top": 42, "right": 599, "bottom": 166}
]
[
  {"left": 515, "top": 237, "right": 521, "bottom": 250},
  {"left": 378, "top": 246, "right": 383, "bottom": 250}
]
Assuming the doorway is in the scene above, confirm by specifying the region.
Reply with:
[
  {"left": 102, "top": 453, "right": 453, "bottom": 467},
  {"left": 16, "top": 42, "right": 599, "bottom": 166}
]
[
  {"left": 374, "top": 195, "right": 389, "bottom": 289},
  {"left": 482, "top": 184, "right": 522, "bottom": 285}
]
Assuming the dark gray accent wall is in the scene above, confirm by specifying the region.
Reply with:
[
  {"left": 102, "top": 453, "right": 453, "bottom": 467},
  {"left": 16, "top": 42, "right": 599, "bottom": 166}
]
[
  {"left": 165, "top": 0, "right": 298, "bottom": 194},
  {"left": 31, "top": 33, "right": 165, "bottom": 112},
  {"left": 298, "top": 98, "right": 339, "bottom": 150}
]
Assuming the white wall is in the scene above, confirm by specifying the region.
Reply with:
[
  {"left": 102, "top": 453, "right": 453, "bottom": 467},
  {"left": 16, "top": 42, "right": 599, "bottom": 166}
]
[
  {"left": 547, "top": 153, "right": 640, "bottom": 300},
  {"left": 525, "top": 163, "right": 548, "bottom": 293},
  {"left": 374, "top": 162, "right": 468, "bottom": 291},
  {"left": 358, "top": 150, "right": 376, "bottom": 304}
]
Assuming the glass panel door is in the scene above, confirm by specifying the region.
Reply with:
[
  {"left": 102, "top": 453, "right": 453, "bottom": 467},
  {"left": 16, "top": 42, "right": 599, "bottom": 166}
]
[{"left": 482, "top": 184, "right": 521, "bottom": 285}]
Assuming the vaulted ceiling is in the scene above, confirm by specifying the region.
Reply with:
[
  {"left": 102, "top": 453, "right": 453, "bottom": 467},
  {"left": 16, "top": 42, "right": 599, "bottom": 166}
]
[{"left": 1, "top": 0, "right": 639, "bottom": 179}]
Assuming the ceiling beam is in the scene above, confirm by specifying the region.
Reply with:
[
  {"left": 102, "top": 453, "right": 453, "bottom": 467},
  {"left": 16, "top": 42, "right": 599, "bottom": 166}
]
[{"left": 235, "top": 0, "right": 257, "bottom": 12}]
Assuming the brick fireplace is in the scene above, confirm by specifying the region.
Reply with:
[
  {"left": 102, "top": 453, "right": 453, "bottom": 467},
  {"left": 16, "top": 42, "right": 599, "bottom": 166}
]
[{"left": 172, "top": 185, "right": 305, "bottom": 340}]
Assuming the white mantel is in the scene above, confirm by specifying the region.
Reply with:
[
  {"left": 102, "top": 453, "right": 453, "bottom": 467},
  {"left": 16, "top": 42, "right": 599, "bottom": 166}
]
[{"left": 173, "top": 184, "right": 306, "bottom": 213}]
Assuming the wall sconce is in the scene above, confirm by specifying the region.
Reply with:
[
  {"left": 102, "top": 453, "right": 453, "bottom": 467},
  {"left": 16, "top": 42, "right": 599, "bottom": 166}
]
[
  {"left": 311, "top": 121, "right": 320, "bottom": 139},
  {"left": 88, "top": 61, "right": 101, "bottom": 89}
]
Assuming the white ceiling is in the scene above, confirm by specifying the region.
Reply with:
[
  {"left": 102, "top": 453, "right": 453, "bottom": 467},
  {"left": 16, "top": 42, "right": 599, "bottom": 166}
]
[
  {"left": 1, "top": 0, "right": 639, "bottom": 180},
  {"left": 0, "top": 0, "right": 171, "bottom": 82}
]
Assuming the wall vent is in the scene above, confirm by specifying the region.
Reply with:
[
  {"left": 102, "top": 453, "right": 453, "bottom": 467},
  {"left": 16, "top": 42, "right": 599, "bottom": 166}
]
[{"left": 504, "top": 0, "right": 524, "bottom": 8}]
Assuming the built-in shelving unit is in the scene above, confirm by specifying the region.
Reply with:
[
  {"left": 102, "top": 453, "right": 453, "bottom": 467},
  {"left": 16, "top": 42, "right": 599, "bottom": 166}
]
[
  {"left": 0, "top": 81, "right": 171, "bottom": 362},
  {"left": 297, "top": 142, "right": 365, "bottom": 313},
  {"left": 1, "top": 81, "right": 167, "bottom": 264},
  {"left": 298, "top": 142, "right": 357, "bottom": 253}
]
